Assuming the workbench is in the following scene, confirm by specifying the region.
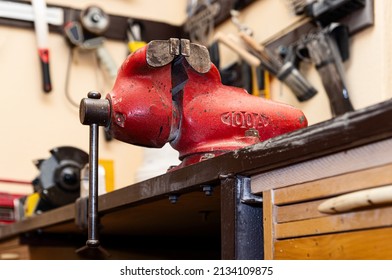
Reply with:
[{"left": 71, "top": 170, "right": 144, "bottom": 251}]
[{"left": 1, "top": 99, "right": 392, "bottom": 260}]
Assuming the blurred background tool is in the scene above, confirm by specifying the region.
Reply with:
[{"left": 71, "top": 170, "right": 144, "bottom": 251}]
[
  {"left": 300, "top": 22, "right": 354, "bottom": 116},
  {"left": 289, "top": 0, "right": 366, "bottom": 24},
  {"left": 239, "top": 32, "right": 318, "bottom": 102},
  {"left": 63, "top": 20, "right": 106, "bottom": 109},
  {"left": 80, "top": 5, "right": 110, "bottom": 35},
  {"left": 230, "top": 9, "right": 268, "bottom": 98},
  {"left": 214, "top": 30, "right": 317, "bottom": 102},
  {"left": 32, "top": 0, "right": 52, "bottom": 93},
  {"left": 214, "top": 32, "right": 261, "bottom": 96},
  {"left": 63, "top": 6, "right": 117, "bottom": 116},
  {"left": 127, "top": 19, "right": 146, "bottom": 54},
  {"left": 184, "top": 0, "right": 219, "bottom": 46},
  {"left": 64, "top": 20, "right": 84, "bottom": 47},
  {"left": 214, "top": 32, "right": 260, "bottom": 67},
  {"left": 80, "top": 6, "right": 117, "bottom": 80},
  {"left": 280, "top": 0, "right": 368, "bottom": 116},
  {"left": 22, "top": 146, "right": 88, "bottom": 217}
]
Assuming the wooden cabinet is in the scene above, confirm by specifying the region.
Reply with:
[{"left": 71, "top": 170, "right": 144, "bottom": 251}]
[
  {"left": 0, "top": 238, "right": 29, "bottom": 260},
  {"left": 257, "top": 161, "right": 392, "bottom": 259}
]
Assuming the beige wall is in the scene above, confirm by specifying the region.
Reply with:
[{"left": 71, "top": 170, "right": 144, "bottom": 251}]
[{"left": 0, "top": 0, "right": 389, "bottom": 194}]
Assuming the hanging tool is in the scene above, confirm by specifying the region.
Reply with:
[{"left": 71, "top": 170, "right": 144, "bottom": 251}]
[
  {"left": 286, "top": 22, "right": 354, "bottom": 116},
  {"left": 305, "top": 23, "right": 354, "bottom": 116},
  {"left": 215, "top": 31, "right": 316, "bottom": 101},
  {"left": 64, "top": 21, "right": 85, "bottom": 47},
  {"left": 63, "top": 7, "right": 117, "bottom": 107},
  {"left": 230, "top": 10, "right": 267, "bottom": 98},
  {"left": 238, "top": 32, "right": 318, "bottom": 102},
  {"left": 80, "top": 6, "right": 110, "bottom": 35},
  {"left": 63, "top": 20, "right": 92, "bottom": 108},
  {"left": 284, "top": 0, "right": 364, "bottom": 116},
  {"left": 185, "top": 2, "right": 253, "bottom": 92},
  {"left": 63, "top": 17, "right": 116, "bottom": 142},
  {"left": 289, "top": 0, "right": 366, "bottom": 25},
  {"left": 32, "top": 0, "right": 52, "bottom": 93},
  {"left": 64, "top": 21, "right": 109, "bottom": 53},
  {"left": 214, "top": 32, "right": 259, "bottom": 66},
  {"left": 209, "top": 45, "right": 246, "bottom": 89},
  {"left": 127, "top": 19, "right": 146, "bottom": 54},
  {"left": 78, "top": 5, "right": 117, "bottom": 79},
  {"left": 214, "top": 32, "right": 258, "bottom": 95},
  {"left": 184, "top": 0, "right": 220, "bottom": 46}
]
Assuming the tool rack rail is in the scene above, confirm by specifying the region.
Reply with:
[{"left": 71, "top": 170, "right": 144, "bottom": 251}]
[{"left": 0, "top": 99, "right": 392, "bottom": 259}]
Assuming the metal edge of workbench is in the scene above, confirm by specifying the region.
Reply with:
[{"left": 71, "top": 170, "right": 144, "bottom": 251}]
[{"left": 1, "top": 99, "right": 392, "bottom": 241}]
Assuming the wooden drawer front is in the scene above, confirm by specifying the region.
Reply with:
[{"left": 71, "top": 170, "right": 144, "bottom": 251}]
[
  {"left": 274, "top": 228, "right": 392, "bottom": 260},
  {"left": 0, "top": 245, "right": 30, "bottom": 260},
  {"left": 274, "top": 163, "right": 392, "bottom": 205},
  {"left": 274, "top": 164, "right": 392, "bottom": 238},
  {"left": 0, "top": 237, "right": 20, "bottom": 251},
  {"left": 263, "top": 164, "right": 392, "bottom": 259},
  {"left": 276, "top": 205, "right": 392, "bottom": 239}
]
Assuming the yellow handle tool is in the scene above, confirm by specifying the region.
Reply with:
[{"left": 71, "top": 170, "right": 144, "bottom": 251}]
[
  {"left": 128, "top": 41, "right": 146, "bottom": 53},
  {"left": 127, "top": 20, "right": 146, "bottom": 53},
  {"left": 250, "top": 66, "right": 259, "bottom": 97}
]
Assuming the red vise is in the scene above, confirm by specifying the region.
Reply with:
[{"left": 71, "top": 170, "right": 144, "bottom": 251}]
[{"left": 102, "top": 39, "right": 308, "bottom": 168}]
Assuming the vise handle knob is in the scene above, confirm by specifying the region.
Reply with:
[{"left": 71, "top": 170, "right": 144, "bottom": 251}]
[{"left": 79, "top": 91, "right": 111, "bottom": 127}]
